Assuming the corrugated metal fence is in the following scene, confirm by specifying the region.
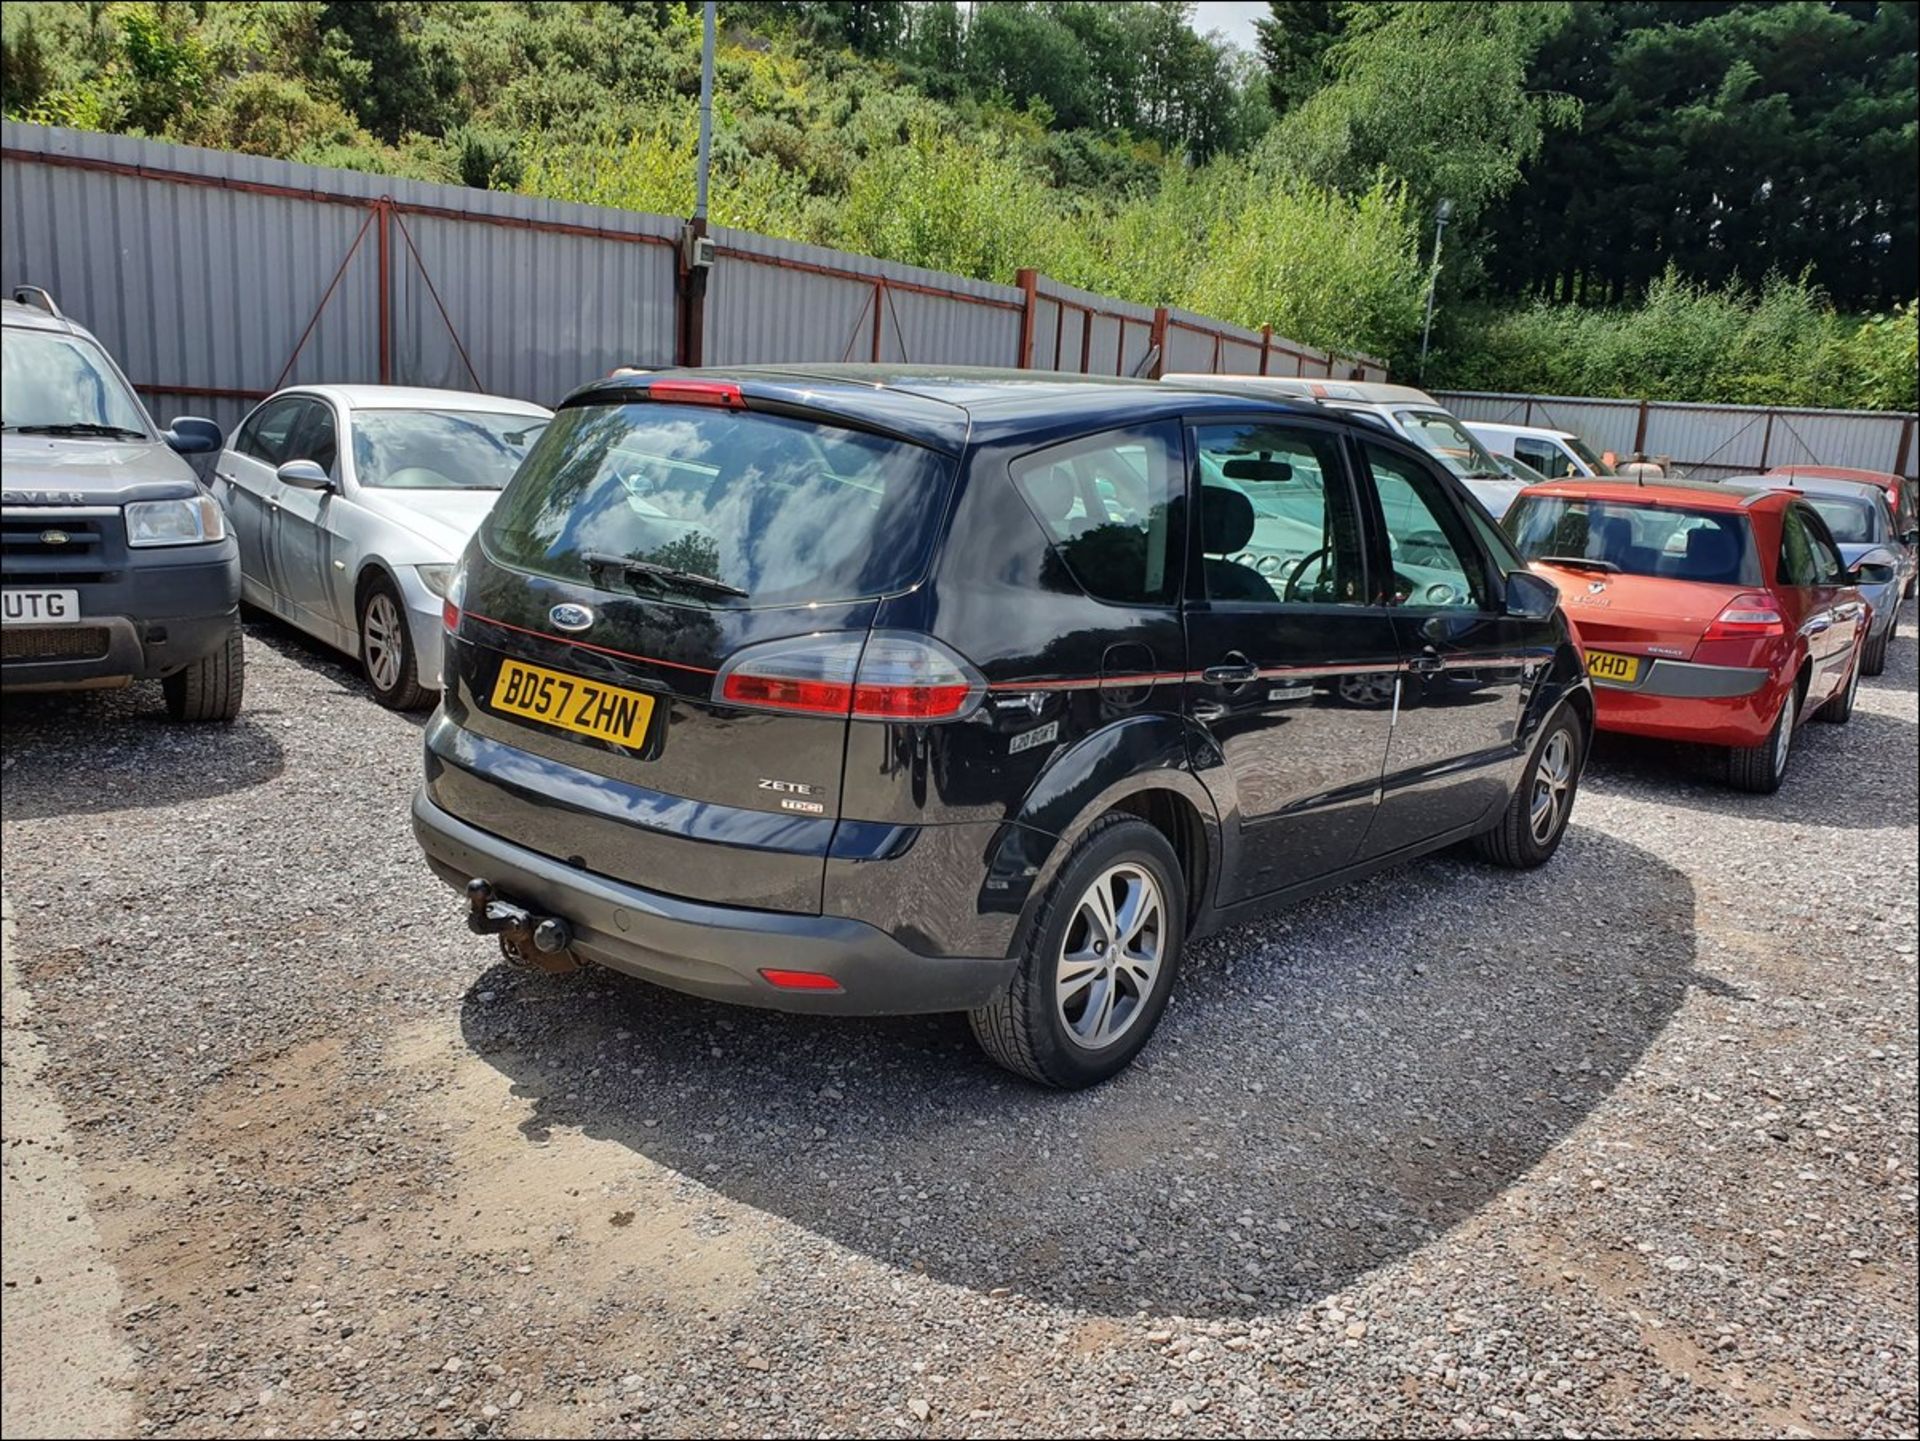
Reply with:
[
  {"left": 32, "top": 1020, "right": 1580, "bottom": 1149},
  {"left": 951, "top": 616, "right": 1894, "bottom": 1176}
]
[
  {"left": 1437, "top": 389, "right": 1919, "bottom": 482},
  {"left": 0, "top": 121, "right": 1384, "bottom": 438}
]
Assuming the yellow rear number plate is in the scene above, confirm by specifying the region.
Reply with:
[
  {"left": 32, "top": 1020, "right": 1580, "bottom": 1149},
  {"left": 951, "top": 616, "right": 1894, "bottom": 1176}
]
[
  {"left": 491, "top": 658, "right": 655, "bottom": 746},
  {"left": 1587, "top": 650, "right": 1641, "bottom": 684}
]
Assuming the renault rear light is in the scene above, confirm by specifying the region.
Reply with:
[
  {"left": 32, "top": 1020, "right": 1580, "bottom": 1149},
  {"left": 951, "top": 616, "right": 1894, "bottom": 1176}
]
[
  {"left": 1702, "top": 592, "right": 1786, "bottom": 639},
  {"left": 715, "top": 632, "right": 983, "bottom": 721},
  {"left": 647, "top": 379, "right": 744, "bottom": 409}
]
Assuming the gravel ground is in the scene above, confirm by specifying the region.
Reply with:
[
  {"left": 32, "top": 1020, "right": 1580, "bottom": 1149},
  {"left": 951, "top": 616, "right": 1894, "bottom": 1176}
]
[{"left": 1, "top": 600, "right": 1914, "bottom": 1440}]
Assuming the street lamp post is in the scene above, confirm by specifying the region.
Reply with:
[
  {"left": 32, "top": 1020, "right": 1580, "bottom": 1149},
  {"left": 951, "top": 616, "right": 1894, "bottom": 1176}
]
[{"left": 1419, "top": 197, "right": 1454, "bottom": 378}]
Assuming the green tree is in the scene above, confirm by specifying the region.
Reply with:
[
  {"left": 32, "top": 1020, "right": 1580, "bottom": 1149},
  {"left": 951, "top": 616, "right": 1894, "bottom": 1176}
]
[{"left": 1254, "top": 0, "right": 1349, "bottom": 116}]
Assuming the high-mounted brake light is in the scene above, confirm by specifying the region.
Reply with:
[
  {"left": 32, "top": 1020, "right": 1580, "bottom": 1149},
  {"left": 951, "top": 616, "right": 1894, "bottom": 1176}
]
[
  {"left": 1702, "top": 592, "right": 1786, "bottom": 640},
  {"left": 715, "top": 632, "right": 984, "bottom": 721},
  {"left": 647, "top": 380, "right": 744, "bottom": 409}
]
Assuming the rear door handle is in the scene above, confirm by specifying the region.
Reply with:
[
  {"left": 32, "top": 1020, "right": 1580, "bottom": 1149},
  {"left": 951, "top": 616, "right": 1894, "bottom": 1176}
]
[
  {"left": 1407, "top": 650, "right": 1446, "bottom": 674},
  {"left": 1190, "top": 700, "right": 1227, "bottom": 722},
  {"left": 1201, "top": 662, "right": 1257, "bottom": 684}
]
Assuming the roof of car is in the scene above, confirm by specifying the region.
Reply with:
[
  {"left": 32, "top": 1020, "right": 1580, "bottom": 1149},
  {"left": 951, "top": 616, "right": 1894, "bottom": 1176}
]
[
  {"left": 1466, "top": 420, "right": 1580, "bottom": 442},
  {"left": 1724, "top": 471, "right": 1888, "bottom": 504},
  {"left": 565, "top": 365, "right": 1338, "bottom": 452},
  {"left": 1767, "top": 464, "right": 1904, "bottom": 487},
  {"left": 1161, "top": 373, "right": 1440, "bottom": 407},
  {"left": 276, "top": 384, "right": 552, "bottom": 416},
  {"left": 1519, "top": 476, "right": 1794, "bottom": 512},
  {"left": 1, "top": 297, "right": 85, "bottom": 335}
]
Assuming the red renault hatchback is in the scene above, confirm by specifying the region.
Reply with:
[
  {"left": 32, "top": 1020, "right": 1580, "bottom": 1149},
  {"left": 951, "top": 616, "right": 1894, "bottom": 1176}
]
[{"left": 1505, "top": 479, "right": 1871, "bottom": 793}]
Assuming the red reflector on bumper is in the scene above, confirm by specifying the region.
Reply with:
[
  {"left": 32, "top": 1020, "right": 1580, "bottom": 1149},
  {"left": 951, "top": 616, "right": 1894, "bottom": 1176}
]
[{"left": 759, "top": 968, "right": 843, "bottom": 992}]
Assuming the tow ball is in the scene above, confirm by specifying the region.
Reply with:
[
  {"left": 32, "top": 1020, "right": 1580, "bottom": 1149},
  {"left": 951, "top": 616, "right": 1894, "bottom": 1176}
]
[{"left": 465, "top": 879, "right": 579, "bottom": 973}]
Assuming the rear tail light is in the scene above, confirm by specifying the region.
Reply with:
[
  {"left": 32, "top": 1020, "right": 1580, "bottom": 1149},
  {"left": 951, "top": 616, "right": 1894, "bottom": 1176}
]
[
  {"left": 715, "top": 632, "right": 984, "bottom": 721},
  {"left": 647, "top": 380, "right": 744, "bottom": 409},
  {"left": 1702, "top": 592, "right": 1786, "bottom": 639}
]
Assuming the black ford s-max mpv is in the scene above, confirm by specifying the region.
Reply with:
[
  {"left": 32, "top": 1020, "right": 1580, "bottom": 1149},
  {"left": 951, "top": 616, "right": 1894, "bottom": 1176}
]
[{"left": 413, "top": 368, "right": 1591, "bottom": 1087}]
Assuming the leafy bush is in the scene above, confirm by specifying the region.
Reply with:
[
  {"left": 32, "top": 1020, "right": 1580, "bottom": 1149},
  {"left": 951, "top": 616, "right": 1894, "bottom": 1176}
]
[{"left": 1431, "top": 272, "right": 1920, "bottom": 411}]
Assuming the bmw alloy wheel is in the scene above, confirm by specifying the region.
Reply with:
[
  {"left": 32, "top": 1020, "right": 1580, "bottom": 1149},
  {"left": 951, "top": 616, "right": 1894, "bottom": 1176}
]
[
  {"left": 1055, "top": 864, "right": 1164, "bottom": 1050},
  {"left": 363, "top": 592, "right": 405, "bottom": 693}
]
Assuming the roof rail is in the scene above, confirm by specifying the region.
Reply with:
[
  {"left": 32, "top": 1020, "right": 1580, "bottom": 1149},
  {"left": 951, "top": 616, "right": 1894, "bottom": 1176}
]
[{"left": 11, "top": 285, "right": 61, "bottom": 317}]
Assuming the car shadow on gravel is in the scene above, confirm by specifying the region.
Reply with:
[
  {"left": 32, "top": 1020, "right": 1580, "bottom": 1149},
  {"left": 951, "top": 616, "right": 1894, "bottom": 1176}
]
[
  {"left": 241, "top": 609, "right": 429, "bottom": 728},
  {"left": 0, "top": 686, "right": 286, "bottom": 819},
  {"left": 1583, "top": 708, "right": 1917, "bottom": 827},
  {"left": 456, "top": 826, "right": 1715, "bottom": 1317}
]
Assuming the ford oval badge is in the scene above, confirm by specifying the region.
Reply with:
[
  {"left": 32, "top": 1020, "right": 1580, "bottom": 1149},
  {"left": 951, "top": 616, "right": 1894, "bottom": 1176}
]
[{"left": 549, "top": 602, "right": 594, "bottom": 632}]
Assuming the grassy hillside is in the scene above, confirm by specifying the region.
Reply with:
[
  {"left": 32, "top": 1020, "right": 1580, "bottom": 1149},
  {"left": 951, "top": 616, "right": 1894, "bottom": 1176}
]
[{"left": 3, "top": 2, "right": 1912, "bottom": 406}]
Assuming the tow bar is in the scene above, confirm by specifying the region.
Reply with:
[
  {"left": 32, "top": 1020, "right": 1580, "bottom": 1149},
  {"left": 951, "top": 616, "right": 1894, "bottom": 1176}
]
[{"left": 465, "top": 878, "right": 579, "bottom": 973}]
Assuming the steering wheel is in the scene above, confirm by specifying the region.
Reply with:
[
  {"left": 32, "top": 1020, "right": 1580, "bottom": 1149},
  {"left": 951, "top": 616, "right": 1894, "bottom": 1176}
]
[{"left": 1284, "top": 547, "right": 1332, "bottom": 603}]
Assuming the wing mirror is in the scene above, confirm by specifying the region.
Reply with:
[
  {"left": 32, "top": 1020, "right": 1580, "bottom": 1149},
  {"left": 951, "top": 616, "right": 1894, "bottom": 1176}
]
[
  {"left": 163, "top": 416, "right": 224, "bottom": 455},
  {"left": 1504, "top": 568, "right": 1559, "bottom": 620},
  {"left": 1847, "top": 548, "right": 1899, "bottom": 586},
  {"left": 276, "top": 459, "right": 336, "bottom": 491}
]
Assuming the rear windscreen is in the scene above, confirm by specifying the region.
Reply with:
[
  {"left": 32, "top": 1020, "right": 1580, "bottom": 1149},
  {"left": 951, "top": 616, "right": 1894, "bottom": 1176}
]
[
  {"left": 1506, "top": 495, "right": 1762, "bottom": 586},
  {"left": 482, "top": 403, "right": 955, "bottom": 608}
]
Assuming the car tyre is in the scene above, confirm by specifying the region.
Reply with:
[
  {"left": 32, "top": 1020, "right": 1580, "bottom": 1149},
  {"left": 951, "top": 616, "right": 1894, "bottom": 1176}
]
[
  {"left": 1816, "top": 653, "right": 1861, "bottom": 724},
  {"left": 969, "top": 815, "right": 1185, "bottom": 1089},
  {"left": 1861, "top": 619, "right": 1891, "bottom": 677},
  {"left": 1728, "top": 687, "right": 1795, "bottom": 793},
  {"left": 1472, "top": 705, "right": 1584, "bottom": 869},
  {"left": 161, "top": 619, "right": 245, "bottom": 722},
  {"left": 359, "top": 573, "right": 432, "bottom": 711}
]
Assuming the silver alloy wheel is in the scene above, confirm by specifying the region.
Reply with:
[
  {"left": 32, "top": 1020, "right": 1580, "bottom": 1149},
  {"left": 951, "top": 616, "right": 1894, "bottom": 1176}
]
[
  {"left": 1055, "top": 863, "right": 1164, "bottom": 1051},
  {"left": 1528, "top": 726, "right": 1575, "bottom": 844},
  {"left": 362, "top": 592, "right": 405, "bottom": 693},
  {"left": 1774, "top": 690, "right": 1795, "bottom": 775}
]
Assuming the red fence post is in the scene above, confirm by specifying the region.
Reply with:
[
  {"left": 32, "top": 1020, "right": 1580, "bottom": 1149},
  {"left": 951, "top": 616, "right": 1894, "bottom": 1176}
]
[
  {"left": 1896, "top": 416, "right": 1915, "bottom": 478},
  {"left": 1149, "top": 308, "right": 1168, "bottom": 379},
  {"left": 1259, "top": 325, "right": 1272, "bottom": 376},
  {"left": 376, "top": 199, "right": 392, "bottom": 385},
  {"left": 870, "top": 278, "right": 885, "bottom": 363},
  {"left": 1078, "top": 303, "right": 1092, "bottom": 374},
  {"left": 1633, "top": 399, "right": 1651, "bottom": 455},
  {"left": 1016, "top": 269, "right": 1039, "bottom": 369},
  {"left": 1758, "top": 409, "right": 1775, "bottom": 469}
]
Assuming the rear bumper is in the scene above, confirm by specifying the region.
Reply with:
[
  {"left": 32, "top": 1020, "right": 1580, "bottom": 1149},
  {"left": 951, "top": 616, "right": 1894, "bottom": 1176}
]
[
  {"left": 1592, "top": 659, "right": 1780, "bottom": 746},
  {"left": 412, "top": 789, "right": 1017, "bottom": 1015}
]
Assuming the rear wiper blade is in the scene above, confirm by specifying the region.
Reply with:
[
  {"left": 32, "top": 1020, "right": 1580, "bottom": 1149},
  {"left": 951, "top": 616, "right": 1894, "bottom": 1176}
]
[
  {"left": 4, "top": 422, "right": 148, "bottom": 440},
  {"left": 582, "top": 550, "right": 749, "bottom": 599},
  {"left": 1536, "top": 555, "right": 1620, "bottom": 573}
]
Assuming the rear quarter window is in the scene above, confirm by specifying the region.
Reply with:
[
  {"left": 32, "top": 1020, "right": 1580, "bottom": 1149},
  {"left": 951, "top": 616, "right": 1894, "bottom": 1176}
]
[
  {"left": 482, "top": 403, "right": 956, "bottom": 608},
  {"left": 1008, "top": 425, "right": 1183, "bottom": 606}
]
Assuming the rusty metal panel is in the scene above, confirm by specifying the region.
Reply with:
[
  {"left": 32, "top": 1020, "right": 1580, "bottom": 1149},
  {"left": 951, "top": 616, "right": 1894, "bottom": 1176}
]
[
  {"left": 393, "top": 212, "right": 674, "bottom": 404},
  {"left": 1437, "top": 391, "right": 1643, "bottom": 459},
  {"left": 1764, "top": 409, "right": 1911, "bottom": 475},
  {"left": 1217, "top": 336, "right": 1262, "bottom": 376}
]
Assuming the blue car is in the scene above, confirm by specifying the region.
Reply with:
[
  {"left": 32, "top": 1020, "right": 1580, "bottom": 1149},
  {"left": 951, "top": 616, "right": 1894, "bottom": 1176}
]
[{"left": 1747, "top": 472, "right": 1909, "bottom": 676}]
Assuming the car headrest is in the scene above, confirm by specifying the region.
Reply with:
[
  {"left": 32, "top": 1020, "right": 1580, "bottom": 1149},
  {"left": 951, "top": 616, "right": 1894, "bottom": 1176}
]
[
  {"left": 1683, "top": 524, "right": 1738, "bottom": 579},
  {"left": 1022, "top": 465, "right": 1082, "bottom": 524},
  {"left": 1202, "top": 485, "right": 1255, "bottom": 554}
]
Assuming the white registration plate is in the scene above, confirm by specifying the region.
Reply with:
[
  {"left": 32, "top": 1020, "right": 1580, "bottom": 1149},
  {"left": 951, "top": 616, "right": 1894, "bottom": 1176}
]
[{"left": 1, "top": 589, "right": 81, "bottom": 626}]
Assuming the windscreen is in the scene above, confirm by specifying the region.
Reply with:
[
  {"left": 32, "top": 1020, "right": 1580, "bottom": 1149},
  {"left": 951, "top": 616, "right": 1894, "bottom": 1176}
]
[
  {"left": 1, "top": 328, "right": 150, "bottom": 436},
  {"left": 1393, "top": 409, "right": 1504, "bottom": 479},
  {"left": 1566, "top": 435, "right": 1614, "bottom": 476},
  {"left": 1506, "top": 494, "right": 1762, "bottom": 586},
  {"left": 483, "top": 402, "right": 955, "bottom": 608},
  {"left": 1804, "top": 494, "right": 1878, "bottom": 545},
  {"left": 352, "top": 409, "right": 547, "bottom": 489}
]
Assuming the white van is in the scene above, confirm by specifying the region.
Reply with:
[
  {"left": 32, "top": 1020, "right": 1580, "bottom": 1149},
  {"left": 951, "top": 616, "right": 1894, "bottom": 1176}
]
[
  {"left": 1465, "top": 421, "right": 1616, "bottom": 480},
  {"left": 1160, "top": 375, "right": 1524, "bottom": 517}
]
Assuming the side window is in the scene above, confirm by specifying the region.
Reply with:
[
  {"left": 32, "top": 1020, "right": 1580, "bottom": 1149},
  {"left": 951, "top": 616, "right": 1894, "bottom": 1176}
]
[
  {"left": 1513, "top": 438, "right": 1561, "bottom": 476},
  {"left": 292, "top": 399, "right": 340, "bottom": 476},
  {"left": 1009, "top": 425, "right": 1182, "bottom": 606},
  {"left": 236, "top": 397, "right": 305, "bottom": 466},
  {"left": 1777, "top": 509, "right": 1818, "bottom": 587},
  {"left": 1359, "top": 445, "right": 1490, "bottom": 609},
  {"left": 1190, "top": 422, "right": 1367, "bottom": 606},
  {"left": 1799, "top": 507, "right": 1845, "bottom": 583}
]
